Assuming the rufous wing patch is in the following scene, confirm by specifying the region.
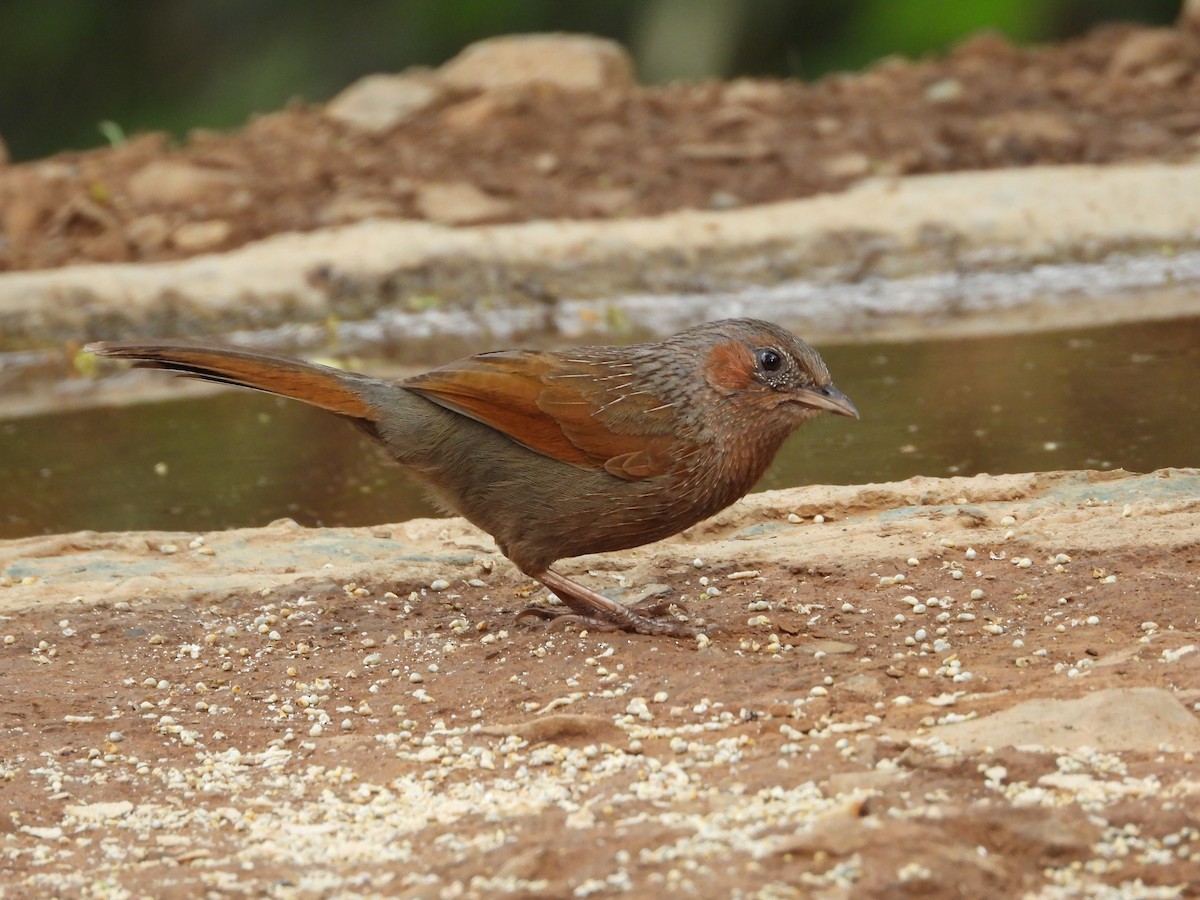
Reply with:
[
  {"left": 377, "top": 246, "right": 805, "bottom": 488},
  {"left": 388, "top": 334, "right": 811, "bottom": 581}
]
[
  {"left": 405, "top": 352, "right": 682, "bottom": 478},
  {"left": 405, "top": 353, "right": 591, "bottom": 467}
]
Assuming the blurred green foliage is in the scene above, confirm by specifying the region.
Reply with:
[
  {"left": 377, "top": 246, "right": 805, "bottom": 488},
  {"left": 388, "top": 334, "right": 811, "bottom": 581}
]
[{"left": 0, "top": 0, "right": 1180, "bottom": 162}]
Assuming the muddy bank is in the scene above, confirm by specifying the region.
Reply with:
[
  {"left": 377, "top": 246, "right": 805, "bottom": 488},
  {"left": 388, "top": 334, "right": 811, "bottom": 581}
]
[{"left": 2, "top": 162, "right": 1200, "bottom": 355}]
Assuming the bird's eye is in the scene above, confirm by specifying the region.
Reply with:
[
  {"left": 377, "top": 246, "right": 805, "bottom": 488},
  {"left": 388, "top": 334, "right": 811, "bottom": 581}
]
[{"left": 756, "top": 348, "right": 783, "bottom": 372}]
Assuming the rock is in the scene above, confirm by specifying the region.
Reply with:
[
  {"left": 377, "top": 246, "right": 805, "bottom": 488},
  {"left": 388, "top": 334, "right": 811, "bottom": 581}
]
[
  {"left": 437, "top": 33, "right": 634, "bottom": 93},
  {"left": 1109, "top": 28, "right": 1199, "bottom": 79},
  {"left": 1184, "top": 0, "right": 1200, "bottom": 33},
  {"left": 838, "top": 673, "right": 884, "bottom": 697},
  {"left": 325, "top": 72, "right": 441, "bottom": 133},
  {"left": 414, "top": 182, "right": 511, "bottom": 226},
  {"left": 317, "top": 195, "right": 403, "bottom": 226},
  {"left": 924, "top": 77, "right": 965, "bottom": 104},
  {"left": 932, "top": 687, "right": 1200, "bottom": 752},
  {"left": 481, "top": 713, "right": 625, "bottom": 745},
  {"left": 127, "top": 162, "right": 242, "bottom": 208},
  {"left": 65, "top": 801, "right": 134, "bottom": 822},
  {"left": 978, "top": 111, "right": 1080, "bottom": 161},
  {"left": 171, "top": 219, "right": 232, "bottom": 252},
  {"left": 438, "top": 92, "right": 510, "bottom": 132},
  {"left": 125, "top": 214, "right": 172, "bottom": 253},
  {"left": 822, "top": 152, "right": 872, "bottom": 180},
  {"left": 722, "top": 79, "right": 785, "bottom": 107}
]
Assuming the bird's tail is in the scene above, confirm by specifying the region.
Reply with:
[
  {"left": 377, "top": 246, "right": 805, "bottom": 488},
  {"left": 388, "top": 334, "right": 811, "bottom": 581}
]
[{"left": 85, "top": 340, "right": 380, "bottom": 423}]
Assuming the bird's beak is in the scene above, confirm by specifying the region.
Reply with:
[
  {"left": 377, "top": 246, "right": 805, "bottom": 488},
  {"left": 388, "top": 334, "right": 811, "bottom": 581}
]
[{"left": 792, "top": 384, "right": 859, "bottom": 419}]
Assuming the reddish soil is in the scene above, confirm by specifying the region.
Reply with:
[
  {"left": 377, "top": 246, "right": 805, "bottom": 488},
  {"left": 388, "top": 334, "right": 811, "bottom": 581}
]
[{"left": 1, "top": 470, "right": 1198, "bottom": 895}]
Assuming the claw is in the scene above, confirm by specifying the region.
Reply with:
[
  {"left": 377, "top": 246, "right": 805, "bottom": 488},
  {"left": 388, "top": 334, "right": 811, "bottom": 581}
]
[
  {"left": 629, "top": 595, "right": 690, "bottom": 618},
  {"left": 514, "top": 605, "right": 564, "bottom": 622}
]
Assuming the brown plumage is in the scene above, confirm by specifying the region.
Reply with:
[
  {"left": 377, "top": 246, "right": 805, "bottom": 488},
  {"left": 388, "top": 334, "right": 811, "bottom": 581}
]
[{"left": 87, "top": 318, "right": 857, "bottom": 636}]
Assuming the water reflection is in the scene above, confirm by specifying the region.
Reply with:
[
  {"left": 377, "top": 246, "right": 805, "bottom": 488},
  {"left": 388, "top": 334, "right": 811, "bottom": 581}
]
[{"left": 2, "top": 316, "right": 1197, "bottom": 539}]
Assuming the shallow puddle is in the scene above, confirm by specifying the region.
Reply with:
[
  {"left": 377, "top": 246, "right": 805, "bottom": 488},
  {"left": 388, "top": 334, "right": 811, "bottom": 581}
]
[{"left": 1, "top": 315, "right": 1197, "bottom": 539}]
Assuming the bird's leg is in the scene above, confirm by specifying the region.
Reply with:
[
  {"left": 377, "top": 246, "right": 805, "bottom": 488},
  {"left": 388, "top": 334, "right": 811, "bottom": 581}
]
[{"left": 516, "top": 568, "right": 708, "bottom": 637}]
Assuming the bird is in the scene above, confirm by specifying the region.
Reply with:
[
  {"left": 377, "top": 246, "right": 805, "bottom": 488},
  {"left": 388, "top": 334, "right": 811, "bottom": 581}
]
[{"left": 86, "top": 318, "right": 857, "bottom": 637}]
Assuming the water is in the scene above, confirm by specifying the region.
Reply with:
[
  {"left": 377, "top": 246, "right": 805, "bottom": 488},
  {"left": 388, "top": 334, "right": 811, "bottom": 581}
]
[{"left": 1, "top": 316, "right": 1197, "bottom": 539}]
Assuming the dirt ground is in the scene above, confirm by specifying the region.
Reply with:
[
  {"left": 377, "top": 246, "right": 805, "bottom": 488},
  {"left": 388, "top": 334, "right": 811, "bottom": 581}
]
[
  {"left": 3, "top": 23, "right": 1200, "bottom": 273},
  {"left": 1, "top": 469, "right": 1199, "bottom": 897},
  {"left": 3, "top": 23, "right": 1200, "bottom": 900}
]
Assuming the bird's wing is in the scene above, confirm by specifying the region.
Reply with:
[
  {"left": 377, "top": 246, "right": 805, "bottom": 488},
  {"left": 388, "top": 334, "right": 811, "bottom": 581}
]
[{"left": 403, "top": 350, "right": 691, "bottom": 480}]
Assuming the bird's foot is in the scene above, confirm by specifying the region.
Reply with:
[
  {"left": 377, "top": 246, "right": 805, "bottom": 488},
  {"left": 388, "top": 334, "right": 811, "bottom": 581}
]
[
  {"left": 515, "top": 569, "right": 713, "bottom": 638},
  {"left": 515, "top": 604, "right": 708, "bottom": 637}
]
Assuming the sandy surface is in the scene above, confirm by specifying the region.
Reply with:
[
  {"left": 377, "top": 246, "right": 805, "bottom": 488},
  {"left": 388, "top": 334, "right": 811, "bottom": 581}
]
[{"left": 2, "top": 468, "right": 1198, "bottom": 896}]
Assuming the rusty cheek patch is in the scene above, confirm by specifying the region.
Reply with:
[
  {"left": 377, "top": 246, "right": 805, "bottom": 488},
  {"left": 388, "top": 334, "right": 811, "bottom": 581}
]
[{"left": 703, "top": 341, "right": 757, "bottom": 394}]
